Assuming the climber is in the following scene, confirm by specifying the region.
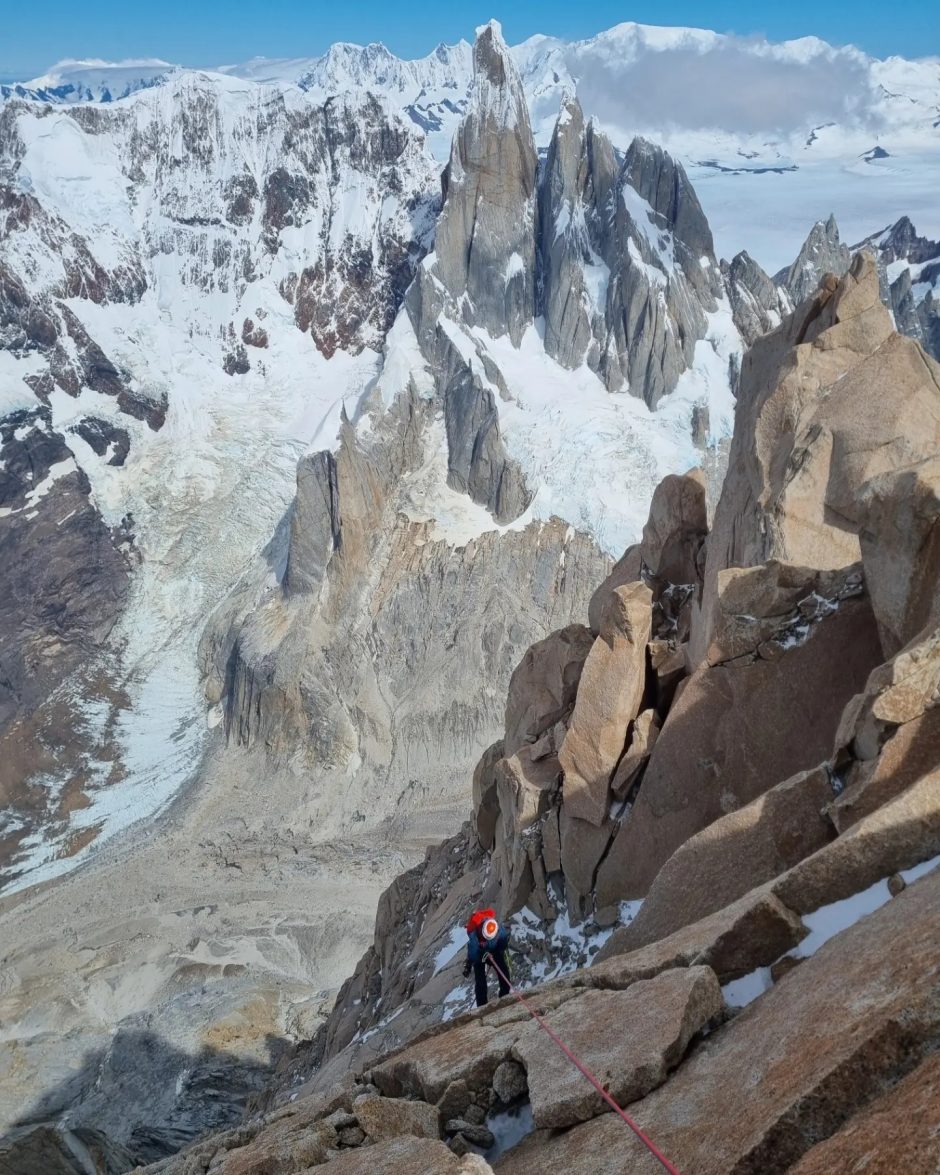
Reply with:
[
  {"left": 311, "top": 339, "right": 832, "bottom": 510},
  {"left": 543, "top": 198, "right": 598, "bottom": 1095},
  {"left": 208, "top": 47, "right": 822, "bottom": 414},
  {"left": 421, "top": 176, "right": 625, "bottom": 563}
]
[{"left": 463, "top": 909, "right": 511, "bottom": 1007}]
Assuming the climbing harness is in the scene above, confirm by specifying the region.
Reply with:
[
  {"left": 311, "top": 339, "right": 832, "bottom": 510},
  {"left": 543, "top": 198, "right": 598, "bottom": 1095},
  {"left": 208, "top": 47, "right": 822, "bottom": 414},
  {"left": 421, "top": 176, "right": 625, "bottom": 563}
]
[{"left": 485, "top": 954, "right": 682, "bottom": 1175}]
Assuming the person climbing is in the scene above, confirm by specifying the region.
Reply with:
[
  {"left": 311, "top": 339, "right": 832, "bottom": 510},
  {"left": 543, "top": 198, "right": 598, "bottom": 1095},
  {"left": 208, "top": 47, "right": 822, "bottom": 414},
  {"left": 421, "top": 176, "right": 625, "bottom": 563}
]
[{"left": 463, "top": 908, "right": 511, "bottom": 1007}]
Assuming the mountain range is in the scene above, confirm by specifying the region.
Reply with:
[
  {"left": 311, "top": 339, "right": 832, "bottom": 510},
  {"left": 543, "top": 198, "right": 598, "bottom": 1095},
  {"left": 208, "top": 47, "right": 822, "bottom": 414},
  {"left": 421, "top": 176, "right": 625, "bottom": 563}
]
[{"left": 0, "top": 17, "right": 939, "bottom": 1173}]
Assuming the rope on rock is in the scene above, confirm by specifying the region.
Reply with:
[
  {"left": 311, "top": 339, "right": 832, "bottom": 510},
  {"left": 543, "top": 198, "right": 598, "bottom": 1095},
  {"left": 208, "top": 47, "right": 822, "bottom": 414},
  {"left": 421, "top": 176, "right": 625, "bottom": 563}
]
[{"left": 485, "top": 954, "right": 682, "bottom": 1175}]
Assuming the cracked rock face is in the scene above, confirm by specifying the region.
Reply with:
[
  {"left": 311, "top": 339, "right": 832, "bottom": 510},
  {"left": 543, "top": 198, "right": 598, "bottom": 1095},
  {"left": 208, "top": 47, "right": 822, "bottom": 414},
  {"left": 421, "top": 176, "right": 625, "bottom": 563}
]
[
  {"left": 517, "top": 966, "right": 723, "bottom": 1129},
  {"left": 537, "top": 102, "right": 722, "bottom": 407},
  {"left": 432, "top": 21, "right": 538, "bottom": 348},
  {"left": 722, "top": 250, "right": 792, "bottom": 350},
  {"left": 0, "top": 409, "right": 130, "bottom": 730}
]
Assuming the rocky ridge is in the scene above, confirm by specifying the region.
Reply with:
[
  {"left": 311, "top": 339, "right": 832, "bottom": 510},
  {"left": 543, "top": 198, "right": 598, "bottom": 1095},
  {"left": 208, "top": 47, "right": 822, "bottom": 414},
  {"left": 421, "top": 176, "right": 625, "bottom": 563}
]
[
  {"left": 776, "top": 210, "right": 940, "bottom": 363},
  {"left": 108, "top": 253, "right": 940, "bottom": 1175}
]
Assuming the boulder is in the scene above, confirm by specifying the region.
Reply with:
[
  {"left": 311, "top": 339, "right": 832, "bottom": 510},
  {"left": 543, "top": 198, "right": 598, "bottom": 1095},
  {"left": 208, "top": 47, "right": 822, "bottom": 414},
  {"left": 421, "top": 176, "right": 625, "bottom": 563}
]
[
  {"left": 539, "top": 806, "right": 562, "bottom": 875},
  {"left": 829, "top": 706, "right": 940, "bottom": 832},
  {"left": 503, "top": 625, "right": 594, "bottom": 759},
  {"left": 588, "top": 471, "right": 707, "bottom": 634},
  {"left": 495, "top": 750, "right": 560, "bottom": 838},
  {"left": 788, "top": 1053, "right": 940, "bottom": 1175},
  {"left": 613, "top": 766, "right": 834, "bottom": 951},
  {"left": 835, "top": 627, "right": 940, "bottom": 755},
  {"left": 773, "top": 767, "right": 940, "bottom": 914},
  {"left": 590, "top": 888, "right": 807, "bottom": 984},
  {"left": 857, "top": 455, "right": 940, "bottom": 655},
  {"left": 516, "top": 967, "right": 722, "bottom": 1129},
  {"left": 214, "top": 1120, "right": 336, "bottom": 1173},
  {"left": 435, "top": 1080, "right": 473, "bottom": 1123},
  {"left": 491, "top": 747, "right": 563, "bottom": 914},
  {"left": 704, "top": 561, "right": 864, "bottom": 666},
  {"left": 558, "top": 807, "right": 618, "bottom": 912},
  {"left": 828, "top": 627, "right": 940, "bottom": 829},
  {"left": 595, "top": 594, "right": 882, "bottom": 903},
  {"left": 648, "top": 640, "right": 686, "bottom": 716},
  {"left": 560, "top": 583, "right": 652, "bottom": 826},
  {"left": 491, "top": 1060, "right": 527, "bottom": 1105},
  {"left": 445, "top": 1121, "right": 495, "bottom": 1149},
  {"left": 354, "top": 1094, "right": 440, "bottom": 1143},
  {"left": 370, "top": 1017, "right": 529, "bottom": 1106},
  {"left": 492, "top": 830, "right": 537, "bottom": 918}
]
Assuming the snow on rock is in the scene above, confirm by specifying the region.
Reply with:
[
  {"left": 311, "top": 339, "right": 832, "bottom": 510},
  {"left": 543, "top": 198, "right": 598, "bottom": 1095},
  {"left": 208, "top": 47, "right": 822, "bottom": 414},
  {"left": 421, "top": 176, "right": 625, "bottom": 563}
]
[
  {"left": 433, "top": 924, "right": 468, "bottom": 976},
  {"left": 509, "top": 896, "right": 643, "bottom": 984},
  {"left": 722, "top": 854, "right": 940, "bottom": 1008},
  {"left": 470, "top": 302, "right": 735, "bottom": 556}
]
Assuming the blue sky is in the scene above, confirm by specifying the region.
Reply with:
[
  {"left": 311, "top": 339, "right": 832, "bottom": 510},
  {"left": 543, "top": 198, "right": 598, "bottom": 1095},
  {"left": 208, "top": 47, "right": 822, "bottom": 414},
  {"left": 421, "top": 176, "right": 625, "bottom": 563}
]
[{"left": 2, "top": 0, "right": 937, "bottom": 80}]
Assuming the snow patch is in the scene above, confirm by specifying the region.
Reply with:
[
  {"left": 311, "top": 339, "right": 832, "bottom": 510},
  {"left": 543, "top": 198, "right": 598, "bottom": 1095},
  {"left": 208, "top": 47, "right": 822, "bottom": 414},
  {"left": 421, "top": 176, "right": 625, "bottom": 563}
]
[
  {"left": 0, "top": 456, "right": 78, "bottom": 518},
  {"left": 441, "top": 984, "right": 475, "bottom": 1022},
  {"left": 504, "top": 252, "right": 524, "bottom": 282},
  {"left": 721, "top": 967, "right": 773, "bottom": 1008},
  {"left": 486, "top": 1103, "right": 535, "bottom": 1161},
  {"left": 722, "top": 854, "right": 940, "bottom": 1008},
  {"left": 432, "top": 924, "right": 467, "bottom": 976},
  {"left": 510, "top": 897, "right": 643, "bottom": 983},
  {"left": 472, "top": 299, "right": 736, "bottom": 556}
]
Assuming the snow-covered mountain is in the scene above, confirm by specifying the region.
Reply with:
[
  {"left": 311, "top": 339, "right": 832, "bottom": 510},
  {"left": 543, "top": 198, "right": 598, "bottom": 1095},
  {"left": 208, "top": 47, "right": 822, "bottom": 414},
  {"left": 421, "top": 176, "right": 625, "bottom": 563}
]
[
  {"left": 0, "top": 73, "right": 440, "bottom": 886},
  {"left": 6, "top": 23, "right": 940, "bottom": 267},
  {"left": 1, "top": 16, "right": 938, "bottom": 896}
]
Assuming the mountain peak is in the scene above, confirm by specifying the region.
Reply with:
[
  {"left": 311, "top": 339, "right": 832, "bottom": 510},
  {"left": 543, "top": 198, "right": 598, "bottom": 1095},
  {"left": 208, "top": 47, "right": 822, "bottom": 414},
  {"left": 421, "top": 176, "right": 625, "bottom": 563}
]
[
  {"left": 475, "top": 18, "right": 506, "bottom": 43},
  {"left": 473, "top": 19, "right": 512, "bottom": 87}
]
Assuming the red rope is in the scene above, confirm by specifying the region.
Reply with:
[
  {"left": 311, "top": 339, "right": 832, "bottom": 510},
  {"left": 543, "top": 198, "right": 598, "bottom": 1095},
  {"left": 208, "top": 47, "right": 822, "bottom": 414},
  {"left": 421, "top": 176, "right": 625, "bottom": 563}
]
[{"left": 485, "top": 954, "right": 682, "bottom": 1175}]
